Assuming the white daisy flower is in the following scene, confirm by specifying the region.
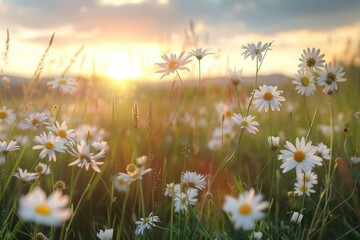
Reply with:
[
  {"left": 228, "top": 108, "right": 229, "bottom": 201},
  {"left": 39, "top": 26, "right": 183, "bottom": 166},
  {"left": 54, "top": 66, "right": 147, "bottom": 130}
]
[
  {"left": 20, "top": 112, "right": 49, "bottom": 130},
  {"left": 232, "top": 114, "right": 259, "bottom": 134},
  {"left": 0, "top": 106, "right": 16, "bottom": 124},
  {"left": 155, "top": 52, "right": 192, "bottom": 79},
  {"left": 350, "top": 156, "right": 360, "bottom": 164},
  {"left": 292, "top": 70, "right": 316, "bottom": 96},
  {"left": 0, "top": 140, "right": 20, "bottom": 154},
  {"left": 207, "top": 137, "right": 222, "bottom": 151},
  {"left": 91, "top": 141, "right": 109, "bottom": 153},
  {"left": 242, "top": 41, "right": 269, "bottom": 62},
  {"left": 33, "top": 132, "right": 66, "bottom": 162},
  {"left": 136, "top": 155, "right": 148, "bottom": 166},
  {"left": 228, "top": 66, "right": 244, "bottom": 86},
  {"left": 174, "top": 188, "right": 198, "bottom": 213},
  {"left": 13, "top": 167, "right": 38, "bottom": 182},
  {"left": 252, "top": 231, "right": 263, "bottom": 240},
  {"left": 189, "top": 48, "right": 213, "bottom": 61},
  {"left": 294, "top": 181, "right": 315, "bottom": 196},
  {"left": 267, "top": 136, "right": 280, "bottom": 151},
  {"left": 252, "top": 85, "right": 286, "bottom": 112},
  {"left": 96, "top": 228, "right": 113, "bottom": 240},
  {"left": 297, "top": 170, "right": 318, "bottom": 187},
  {"left": 223, "top": 188, "right": 268, "bottom": 231},
  {"left": 76, "top": 124, "right": 108, "bottom": 144},
  {"left": 48, "top": 76, "right": 78, "bottom": 94},
  {"left": 278, "top": 137, "right": 323, "bottom": 176},
  {"left": 18, "top": 187, "right": 71, "bottom": 226},
  {"left": 46, "top": 121, "right": 76, "bottom": 145},
  {"left": 290, "top": 211, "right": 303, "bottom": 224},
  {"left": 117, "top": 165, "right": 152, "bottom": 184},
  {"left": 317, "top": 62, "right": 346, "bottom": 94},
  {"left": 298, "top": 47, "right": 325, "bottom": 72},
  {"left": 68, "top": 140, "right": 105, "bottom": 172},
  {"left": 181, "top": 171, "right": 207, "bottom": 191},
  {"left": 113, "top": 174, "right": 129, "bottom": 192},
  {"left": 316, "top": 142, "right": 331, "bottom": 160},
  {"left": 164, "top": 183, "right": 181, "bottom": 197},
  {"left": 135, "top": 212, "right": 161, "bottom": 236},
  {"left": 36, "top": 162, "right": 51, "bottom": 176}
]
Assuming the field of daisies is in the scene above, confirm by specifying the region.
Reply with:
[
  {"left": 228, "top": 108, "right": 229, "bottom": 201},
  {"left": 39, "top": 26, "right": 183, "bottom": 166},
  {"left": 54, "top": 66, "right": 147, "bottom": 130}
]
[{"left": 0, "top": 39, "right": 360, "bottom": 240}]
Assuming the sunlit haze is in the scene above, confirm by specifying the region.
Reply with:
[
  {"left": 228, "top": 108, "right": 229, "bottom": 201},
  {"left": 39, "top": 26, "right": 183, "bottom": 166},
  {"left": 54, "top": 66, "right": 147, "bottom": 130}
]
[{"left": 0, "top": 0, "right": 359, "bottom": 82}]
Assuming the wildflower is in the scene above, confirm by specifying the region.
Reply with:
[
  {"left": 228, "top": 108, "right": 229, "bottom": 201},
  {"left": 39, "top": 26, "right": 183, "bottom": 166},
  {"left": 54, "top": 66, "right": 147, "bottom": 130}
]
[
  {"left": 117, "top": 165, "right": 152, "bottom": 184},
  {"left": 181, "top": 171, "right": 207, "bottom": 191},
  {"left": 252, "top": 231, "right": 263, "bottom": 240},
  {"left": 91, "top": 141, "right": 109, "bottom": 153},
  {"left": 35, "top": 162, "right": 51, "bottom": 176},
  {"left": 76, "top": 124, "right": 108, "bottom": 143},
  {"left": 0, "top": 106, "right": 16, "bottom": 124},
  {"left": 18, "top": 187, "right": 71, "bottom": 226},
  {"left": 350, "top": 156, "right": 360, "bottom": 164},
  {"left": 96, "top": 228, "right": 113, "bottom": 240},
  {"left": 242, "top": 41, "right": 269, "bottom": 62},
  {"left": 294, "top": 181, "right": 315, "bottom": 196},
  {"left": 268, "top": 136, "right": 280, "bottom": 151},
  {"left": 135, "top": 212, "right": 161, "bottom": 236},
  {"left": 113, "top": 174, "right": 128, "bottom": 192},
  {"left": 207, "top": 137, "right": 222, "bottom": 151},
  {"left": 136, "top": 155, "right": 148, "bottom": 166},
  {"left": 290, "top": 211, "right": 303, "bottom": 224},
  {"left": 223, "top": 188, "right": 268, "bottom": 230},
  {"left": 48, "top": 76, "right": 78, "bottom": 94},
  {"left": 164, "top": 183, "right": 181, "bottom": 197},
  {"left": 232, "top": 114, "right": 259, "bottom": 134},
  {"left": 292, "top": 70, "right": 316, "bottom": 96},
  {"left": 155, "top": 52, "right": 192, "bottom": 79},
  {"left": 317, "top": 62, "right": 346, "bottom": 94},
  {"left": 316, "top": 142, "right": 331, "bottom": 160},
  {"left": 278, "top": 137, "right": 323, "bottom": 176},
  {"left": 46, "top": 121, "right": 76, "bottom": 144},
  {"left": 354, "top": 111, "right": 360, "bottom": 119},
  {"left": 297, "top": 170, "right": 318, "bottom": 187},
  {"left": 252, "top": 85, "right": 285, "bottom": 112},
  {"left": 189, "top": 48, "right": 213, "bottom": 61},
  {"left": 0, "top": 140, "right": 20, "bottom": 154},
  {"left": 228, "top": 66, "right": 243, "bottom": 86},
  {"left": 298, "top": 47, "right": 325, "bottom": 72},
  {"left": 68, "top": 140, "right": 105, "bottom": 172},
  {"left": 33, "top": 132, "right": 66, "bottom": 162},
  {"left": 13, "top": 167, "right": 38, "bottom": 182},
  {"left": 174, "top": 188, "right": 198, "bottom": 213},
  {"left": 20, "top": 112, "right": 49, "bottom": 130}
]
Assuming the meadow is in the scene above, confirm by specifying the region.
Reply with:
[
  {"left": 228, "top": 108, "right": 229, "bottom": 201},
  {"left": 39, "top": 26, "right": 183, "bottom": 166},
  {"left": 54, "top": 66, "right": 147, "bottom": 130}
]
[{"left": 0, "top": 38, "right": 360, "bottom": 240}]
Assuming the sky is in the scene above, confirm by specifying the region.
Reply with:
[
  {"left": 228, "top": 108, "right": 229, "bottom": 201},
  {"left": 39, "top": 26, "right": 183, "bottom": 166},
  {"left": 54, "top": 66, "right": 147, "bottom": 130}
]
[{"left": 0, "top": 0, "right": 359, "bottom": 82}]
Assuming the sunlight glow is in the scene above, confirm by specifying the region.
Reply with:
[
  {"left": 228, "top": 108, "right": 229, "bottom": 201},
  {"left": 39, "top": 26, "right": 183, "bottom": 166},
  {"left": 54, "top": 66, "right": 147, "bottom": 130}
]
[{"left": 105, "top": 55, "right": 142, "bottom": 81}]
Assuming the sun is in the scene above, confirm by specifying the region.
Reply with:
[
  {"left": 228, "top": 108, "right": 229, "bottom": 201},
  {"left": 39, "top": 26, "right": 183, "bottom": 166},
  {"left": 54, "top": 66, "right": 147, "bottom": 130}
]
[{"left": 105, "top": 55, "right": 142, "bottom": 81}]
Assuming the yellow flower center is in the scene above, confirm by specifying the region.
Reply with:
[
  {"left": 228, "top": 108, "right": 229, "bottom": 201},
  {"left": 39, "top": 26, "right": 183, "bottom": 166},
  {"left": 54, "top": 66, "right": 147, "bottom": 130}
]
[
  {"left": 301, "top": 76, "right": 310, "bottom": 86},
  {"left": 325, "top": 72, "right": 336, "bottom": 85},
  {"left": 263, "top": 92, "right": 273, "bottom": 101},
  {"left": 45, "top": 142, "right": 54, "bottom": 149},
  {"left": 59, "top": 79, "right": 67, "bottom": 85},
  {"left": 35, "top": 203, "right": 52, "bottom": 216},
  {"left": 238, "top": 203, "right": 252, "bottom": 215},
  {"left": 181, "top": 196, "right": 188, "bottom": 205},
  {"left": 58, "top": 129, "right": 67, "bottom": 138},
  {"left": 306, "top": 57, "right": 316, "bottom": 68},
  {"left": 293, "top": 150, "right": 305, "bottom": 162},
  {"left": 304, "top": 176, "right": 310, "bottom": 182},
  {"left": 126, "top": 164, "right": 137, "bottom": 173},
  {"left": 143, "top": 217, "right": 149, "bottom": 224},
  {"left": 224, "top": 110, "right": 234, "bottom": 118},
  {"left": 241, "top": 121, "right": 248, "bottom": 127},
  {"left": 130, "top": 171, "right": 140, "bottom": 179},
  {"left": 32, "top": 119, "right": 39, "bottom": 126},
  {"left": 0, "top": 111, "right": 7, "bottom": 119},
  {"left": 118, "top": 178, "right": 125, "bottom": 185},
  {"left": 168, "top": 60, "right": 178, "bottom": 70},
  {"left": 300, "top": 184, "right": 307, "bottom": 192}
]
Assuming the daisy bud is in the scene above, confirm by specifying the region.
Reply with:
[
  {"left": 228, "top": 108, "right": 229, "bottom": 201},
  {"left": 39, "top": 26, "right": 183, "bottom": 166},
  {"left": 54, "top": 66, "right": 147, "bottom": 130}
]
[
  {"left": 343, "top": 127, "right": 349, "bottom": 133},
  {"left": 287, "top": 191, "right": 294, "bottom": 197},
  {"left": 55, "top": 180, "right": 66, "bottom": 191},
  {"left": 136, "top": 155, "right": 148, "bottom": 166},
  {"left": 36, "top": 233, "right": 49, "bottom": 240},
  {"left": 267, "top": 136, "right": 280, "bottom": 151},
  {"left": 290, "top": 211, "right": 303, "bottom": 224},
  {"left": 126, "top": 163, "right": 137, "bottom": 174},
  {"left": 205, "top": 192, "right": 213, "bottom": 200}
]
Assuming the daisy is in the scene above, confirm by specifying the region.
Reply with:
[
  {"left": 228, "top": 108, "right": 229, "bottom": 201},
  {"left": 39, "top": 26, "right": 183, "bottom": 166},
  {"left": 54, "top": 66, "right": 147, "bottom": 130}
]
[
  {"left": 13, "top": 167, "right": 38, "bottom": 182},
  {"left": 298, "top": 47, "right": 325, "bottom": 72},
  {"left": 117, "top": 165, "right": 152, "bottom": 184},
  {"left": 164, "top": 183, "right": 181, "bottom": 197},
  {"left": 316, "top": 142, "right": 331, "bottom": 160},
  {"left": 135, "top": 212, "right": 161, "bottom": 236},
  {"left": 223, "top": 188, "right": 268, "bottom": 231},
  {"left": 294, "top": 181, "right": 315, "bottom": 196},
  {"left": 91, "top": 141, "right": 109, "bottom": 153},
  {"left": 317, "top": 62, "right": 346, "bottom": 94},
  {"left": 228, "top": 66, "right": 243, "bottom": 86},
  {"left": 292, "top": 70, "right": 316, "bottom": 96},
  {"left": 232, "top": 114, "right": 259, "bottom": 134},
  {"left": 68, "top": 140, "right": 105, "bottom": 172},
  {"left": 267, "top": 136, "right": 280, "bottom": 151},
  {"left": 47, "top": 76, "right": 78, "bottom": 94},
  {"left": 0, "top": 140, "right": 20, "bottom": 154},
  {"left": 20, "top": 112, "right": 49, "bottom": 130},
  {"left": 297, "top": 170, "right": 318, "bottom": 187},
  {"left": 35, "top": 162, "right": 51, "bottom": 176},
  {"left": 113, "top": 174, "right": 129, "bottom": 192},
  {"left": 46, "top": 121, "right": 76, "bottom": 144},
  {"left": 350, "top": 156, "right": 360, "bottom": 164},
  {"left": 76, "top": 124, "right": 108, "bottom": 143},
  {"left": 252, "top": 85, "right": 285, "bottom": 112},
  {"left": 0, "top": 106, "right": 16, "bottom": 124},
  {"left": 242, "top": 41, "right": 269, "bottom": 62},
  {"left": 155, "top": 52, "right": 192, "bottom": 79},
  {"left": 18, "top": 187, "right": 71, "bottom": 226},
  {"left": 189, "top": 48, "right": 213, "bottom": 61},
  {"left": 207, "top": 137, "right": 222, "bottom": 151},
  {"left": 278, "top": 137, "right": 323, "bottom": 176},
  {"left": 174, "top": 188, "right": 198, "bottom": 213},
  {"left": 33, "top": 132, "right": 66, "bottom": 162},
  {"left": 136, "top": 155, "right": 148, "bottom": 166},
  {"left": 252, "top": 231, "right": 263, "bottom": 240},
  {"left": 96, "top": 228, "right": 113, "bottom": 240},
  {"left": 290, "top": 211, "right": 303, "bottom": 224},
  {"left": 181, "top": 171, "right": 207, "bottom": 191}
]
